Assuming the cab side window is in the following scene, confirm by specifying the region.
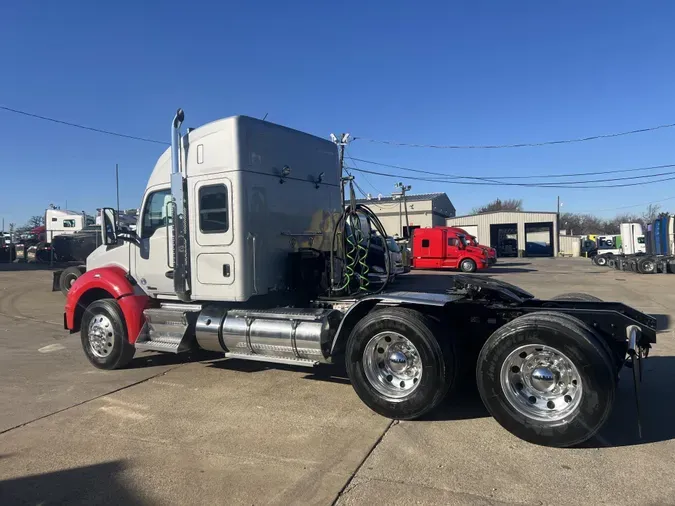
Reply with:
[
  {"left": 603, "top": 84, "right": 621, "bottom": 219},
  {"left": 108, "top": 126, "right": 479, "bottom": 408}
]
[
  {"left": 447, "top": 238, "right": 458, "bottom": 247},
  {"left": 199, "top": 184, "right": 229, "bottom": 233},
  {"left": 63, "top": 219, "right": 76, "bottom": 228},
  {"left": 142, "top": 189, "right": 172, "bottom": 238}
]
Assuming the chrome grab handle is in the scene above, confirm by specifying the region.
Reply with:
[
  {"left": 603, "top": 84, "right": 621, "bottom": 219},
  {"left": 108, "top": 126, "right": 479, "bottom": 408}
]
[
  {"left": 166, "top": 200, "right": 175, "bottom": 269},
  {"left": 249, "top": 233, "right": 258, "bottom": 294}
]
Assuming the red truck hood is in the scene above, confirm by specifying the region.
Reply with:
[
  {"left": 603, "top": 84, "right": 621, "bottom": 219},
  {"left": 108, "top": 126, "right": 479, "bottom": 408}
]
[{"left": 466, "top": 246, "right": 488, "bottom": 256}]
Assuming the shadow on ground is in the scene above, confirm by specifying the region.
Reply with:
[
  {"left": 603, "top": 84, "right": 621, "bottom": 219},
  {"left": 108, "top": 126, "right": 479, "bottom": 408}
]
[
  {"left": 208, "top": 359, "right": 352, "bottom": 385},
  {"left": 0, "top": 262, "right": 62, "bottom": 272},
  {"left": 208, "top": 354, "right": 675, "bottom": 446},
  {"left": 0, "top": 461, "right": 142, "bottom": 505},
  {"left": 584, "top": 355, "right": 675, "bottom": 448},
  {"left": 127, "top": 349, "right": 223, "bottom": 369}
]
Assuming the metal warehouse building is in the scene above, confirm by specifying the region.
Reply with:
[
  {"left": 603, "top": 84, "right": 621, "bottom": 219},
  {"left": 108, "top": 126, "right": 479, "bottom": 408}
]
[
  {"left": 445, "top": 211, "right": 559, "bottom": 257},
  {"left": 356, "top": 193, "right": 456, "bottom": 238}
]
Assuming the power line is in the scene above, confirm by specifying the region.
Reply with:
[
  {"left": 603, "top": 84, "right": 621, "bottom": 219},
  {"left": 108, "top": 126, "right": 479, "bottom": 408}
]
[
  {"left": 350, "top": 157, "right": 675, "bottom": 181},
  {"left": 0, "top": 105, "right": 167, "bottom": 145},
  {"left": 346, "top": 153, "right": 385, "bottom": 195},
  {"left": 345, "top": 165, "right": 675, "bottom": 189},
  {"left": 347, "top": 159, "right": 675, "bottom": 187},
  {"left": 354, "top": 122, "right": 675, "bottom": 150},
  {"left": 574, "top": 195, "right": 675, "bottom": 214}
]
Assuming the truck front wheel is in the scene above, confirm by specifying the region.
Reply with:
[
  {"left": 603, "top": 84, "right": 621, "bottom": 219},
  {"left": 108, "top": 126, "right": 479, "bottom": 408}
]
[
  {"left": 476, "top": 312, "right": 615, "bottom": 447},
  {"left": 81, "top": 299, "right": 136, "bottom": 370},
  {"left": 346, "top": 308, "right": 456, "bottom": 420},
  {"left": 460, "top": 258, "right": 477, "bottom": 273}
]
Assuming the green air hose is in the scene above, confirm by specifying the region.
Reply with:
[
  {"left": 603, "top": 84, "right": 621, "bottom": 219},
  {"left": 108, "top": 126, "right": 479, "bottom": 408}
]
[{"left": 328, "top": 181, "right": 390, "bottom": 299}]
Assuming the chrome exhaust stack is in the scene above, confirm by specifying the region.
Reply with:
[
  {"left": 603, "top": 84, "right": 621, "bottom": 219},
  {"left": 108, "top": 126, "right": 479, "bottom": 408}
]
[{"left": 170, "top": 109, "right": 191, "bottom": 301}]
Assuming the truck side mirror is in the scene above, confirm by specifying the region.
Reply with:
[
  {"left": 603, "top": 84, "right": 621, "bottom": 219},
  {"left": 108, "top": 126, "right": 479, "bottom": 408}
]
[{"left": 101, "top": 208, "right": 118, "bottom": 246}]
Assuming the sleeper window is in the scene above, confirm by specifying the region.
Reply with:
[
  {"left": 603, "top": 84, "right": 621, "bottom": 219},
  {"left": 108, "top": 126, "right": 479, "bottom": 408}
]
[
  {"left": 421, "top": 239, "right": 430, "bottom": 247},
  {"left": 199, "top": 184, "right": 229, "bottom": 233}
]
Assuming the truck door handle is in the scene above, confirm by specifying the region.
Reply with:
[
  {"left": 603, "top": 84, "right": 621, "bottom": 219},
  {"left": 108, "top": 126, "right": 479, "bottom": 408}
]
[{"left": 223, "top": 264, "right": 230, "bottom": 277}]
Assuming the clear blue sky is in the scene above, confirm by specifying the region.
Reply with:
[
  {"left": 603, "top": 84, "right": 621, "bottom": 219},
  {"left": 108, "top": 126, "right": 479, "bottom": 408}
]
[{"left": 2, "top": 1, "right": 675, "bottom": 228}]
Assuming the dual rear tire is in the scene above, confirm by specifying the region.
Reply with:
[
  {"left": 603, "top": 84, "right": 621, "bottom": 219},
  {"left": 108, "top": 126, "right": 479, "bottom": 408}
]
[{"left": 346, "top": 306, "right": 616, "bottom": 447}]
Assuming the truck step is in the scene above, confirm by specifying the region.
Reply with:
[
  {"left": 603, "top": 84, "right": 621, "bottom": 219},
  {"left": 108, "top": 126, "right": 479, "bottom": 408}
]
[
  {"left": 224, "top": 351, "right": 318, "bottom": 368},
  {"left": 135, "top": 306, "right": 199, "bottom": 354},
  {"left": 135, "top": 339, "right": 183, "bottom": 353}
]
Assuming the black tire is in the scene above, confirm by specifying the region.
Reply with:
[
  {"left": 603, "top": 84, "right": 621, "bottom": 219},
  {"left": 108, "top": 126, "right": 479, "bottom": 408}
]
[
  {"left": 594, "top": 255, "right": 607, "bottom": 266},
  {"left": 459, "top": 258, "right": 477, "bottom": 273},
  {"left": 346, "top": 307, "right": 456, "bottom": 420},
  {"left": 637, "top": 257, "right": 656, "bottom": 274},
  {"left": 607, "top": 258, "right": 617, "bottom": 268},
  {"left": 59, "top": 266, "right": 83, "bottom": 295},
  {"left": 551, "top": 293, "right": 603, "bottom": 302},
  {"left": 476, "top": 312, "right": 616, "bottom": 447},
  {"left": 81, "top": 299, "right": 136, "bottom": 370}
]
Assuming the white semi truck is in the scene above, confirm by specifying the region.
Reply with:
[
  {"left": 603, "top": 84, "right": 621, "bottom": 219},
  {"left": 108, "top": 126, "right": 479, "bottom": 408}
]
[{"left": 64, "top": 110, "right": 656, "bottom": 447}]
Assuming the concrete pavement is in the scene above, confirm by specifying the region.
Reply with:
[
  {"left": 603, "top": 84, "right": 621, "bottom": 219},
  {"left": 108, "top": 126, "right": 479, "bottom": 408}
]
[{"left": 1, "top": 259, "right": 674, "bottom": 505}]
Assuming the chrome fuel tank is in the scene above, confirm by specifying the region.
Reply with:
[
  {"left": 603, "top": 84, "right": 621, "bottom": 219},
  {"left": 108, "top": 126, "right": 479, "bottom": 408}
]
[{"left": 196, "top": 307, "right": 342, "bottom": 363}]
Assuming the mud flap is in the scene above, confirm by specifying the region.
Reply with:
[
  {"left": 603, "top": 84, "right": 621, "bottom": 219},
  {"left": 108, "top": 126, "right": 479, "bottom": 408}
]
[
  {"left": 52, "top": 270, "right": 63, "bottom": 292},
  {"left": 626, "top": 324, "right": 644, "bottom": 438}
]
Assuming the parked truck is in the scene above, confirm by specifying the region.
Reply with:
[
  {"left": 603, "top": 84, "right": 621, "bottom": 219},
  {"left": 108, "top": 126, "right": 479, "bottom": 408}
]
[
  {"left": 411, "top": 227, "right": 489, "bottom": 272},
  {"left": 446, "top": 227, "right": 497, "bottom": 265},
  {"left": 594, "top": 221, "right": 673, "bottom": 274},
  {"left": 64, "top": 110, "right": 656, "bottom": 447}
]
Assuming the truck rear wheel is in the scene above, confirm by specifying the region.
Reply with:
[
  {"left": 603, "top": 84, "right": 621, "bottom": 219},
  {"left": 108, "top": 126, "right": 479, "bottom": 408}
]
[
  {"left": 346, "top": 307, "right": 456, "bottom": 420},
  {"left": 637, "top": 257, "right": 656, "bottom": 274},
  {"left": 476, "top": 312, "right": 615, "bottom": 447},
  {"left": 460, "top": 258, "right": 477, "bottom": 273},
  {"left": 59, "top": 266, "right": 83, "bottom": 295},
  {"left": 81, "top": 299, "right": 136, "bottom": 370}
]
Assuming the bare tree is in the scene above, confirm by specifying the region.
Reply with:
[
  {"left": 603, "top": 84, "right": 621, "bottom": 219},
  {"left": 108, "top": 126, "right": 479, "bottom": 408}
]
[
  {"left": 27, "top": 215, "right": 44, "bottom": 228},
  {"left": 472, "top": 198, "right": 523, "bottom": 214},
  {"left": 642, "top": 203, "right": 662, "bottom": 225}
]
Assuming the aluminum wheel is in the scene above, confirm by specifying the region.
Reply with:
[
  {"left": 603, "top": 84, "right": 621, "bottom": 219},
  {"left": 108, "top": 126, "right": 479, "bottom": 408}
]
[
  {"left": 363, "top": 331, "right": 423, "bottom": 401},
  {"left": 641, "top": 260, "right": 655, "bottom": 273},
  {"left": 500, "top": 344, "right": 582, "bottom": 422},
  {"left": 87, "top": 314, "right": 115, "bottom": 358}
]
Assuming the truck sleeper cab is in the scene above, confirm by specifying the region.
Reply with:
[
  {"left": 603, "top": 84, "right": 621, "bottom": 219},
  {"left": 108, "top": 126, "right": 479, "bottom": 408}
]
[
  {"left": 411, "top": 226, "right": 488, "bottom": 272},
  {"left": 65, "top": 110, "right": 657, "bottom": 448}
]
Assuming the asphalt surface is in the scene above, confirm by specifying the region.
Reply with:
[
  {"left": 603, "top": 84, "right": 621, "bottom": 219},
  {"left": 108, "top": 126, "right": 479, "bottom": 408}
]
[{"left": 0, "top": 258, "right": 674, "bottom": 505}]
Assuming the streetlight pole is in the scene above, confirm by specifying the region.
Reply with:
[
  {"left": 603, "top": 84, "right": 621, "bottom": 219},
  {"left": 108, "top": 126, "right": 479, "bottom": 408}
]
[
  {"left": 394, "top": 182, "right": 412, "bottom": 238},
  {"left": 330, "top": 133, "right": 350, "bottom": 209}
]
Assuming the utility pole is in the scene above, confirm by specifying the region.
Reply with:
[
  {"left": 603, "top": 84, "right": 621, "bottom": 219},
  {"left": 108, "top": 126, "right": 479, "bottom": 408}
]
[
  {"left": 394, "top": 182, "right": 412, "bottom": 238},
  {"left": 330, "top": 133, "right": 350, "bottom": 208},
  {"left": 557, "top": 196, "right": 561, "bottom": 256},
  {"left": 116, "top": 163, "right": 120, "bottom": 217}
]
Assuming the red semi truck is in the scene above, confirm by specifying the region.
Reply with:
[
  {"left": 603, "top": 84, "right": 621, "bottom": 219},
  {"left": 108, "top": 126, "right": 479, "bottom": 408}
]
[
  {"left": 411, "top": 226, "right": 489, "bottom": 272},
  {"left": 445, "top": 227, "right": 497, "bottom": 265}
]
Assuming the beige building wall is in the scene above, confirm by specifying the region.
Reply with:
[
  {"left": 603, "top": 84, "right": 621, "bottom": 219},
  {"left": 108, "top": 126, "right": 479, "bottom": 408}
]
[{"left": 446, "top": 211, "right": 559, "bottom": 256}]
